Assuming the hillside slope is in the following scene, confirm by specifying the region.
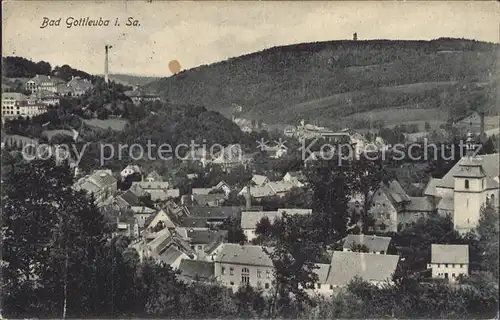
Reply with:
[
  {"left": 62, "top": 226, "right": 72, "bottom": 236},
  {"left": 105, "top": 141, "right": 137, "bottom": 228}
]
[{"left": 146, "top": 38, "right": 499, "bottom": 129}]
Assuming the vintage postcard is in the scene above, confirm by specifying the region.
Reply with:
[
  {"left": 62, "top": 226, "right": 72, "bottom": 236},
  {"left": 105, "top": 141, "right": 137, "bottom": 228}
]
[{"left": 1, "top": 1, "right": 499, "bottom": 319}]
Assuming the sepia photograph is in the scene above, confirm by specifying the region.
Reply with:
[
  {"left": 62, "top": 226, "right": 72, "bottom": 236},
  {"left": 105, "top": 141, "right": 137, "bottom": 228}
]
[{"left": 1, "top": 1, "right": 499, "bottom": 318}]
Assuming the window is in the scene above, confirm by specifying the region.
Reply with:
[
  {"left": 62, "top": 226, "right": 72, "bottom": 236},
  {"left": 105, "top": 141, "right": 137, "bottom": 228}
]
[
  {"left": 241, "top": 268, "right": 250, "bottom": 284},
  {"left": 230, "top": 281, "right": 234, "bottom": 286},
  {"left": 257, "top": 270, "right": 262, "bottom": 278},
  {"left": 221, "top": 267, "right": 226, "bottom": 275},
  {"left": 382, "top": 203, "right": 386, "bottom": 207},
  {"left": 445, "top": 264, "right": 448, "bottom": 268},
  {"left": 460, "top": 264, "right": 464, "bottom": 268},
  {"left": 198, "top": 245, "right": 203, "bottom": 250},
  {"left": 452, "top": 273, "right": 455, "bottom": 278},
  {"left": 317, "top": 283, "right": 321, "bottom": 289},
  {"left": 266, "top": 270, "right": 271, "bottom": 279},
  {"left": 329, "top": 285, "right": 333, "bottom": 290},
  {"left": 438, "top": 264, "right": 441, "bottom": 268},
  {"left": 451, "top": 264, "right": 454, "bottom": 268},
  {"left": 464, "top": 180, "right": 469, "bottom": 189},
  {"left": 265, "top": 283, "right": 269, "bottom": 289},
  {"left": 230, "top": 267, "right": 234, "bottom": 275}
]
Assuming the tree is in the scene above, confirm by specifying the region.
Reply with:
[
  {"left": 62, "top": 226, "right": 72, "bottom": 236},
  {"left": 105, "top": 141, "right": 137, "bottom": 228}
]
[
  {"left": 265, "top": 213, "right": 322, "bottom": 317},
  {"left": 476, "top": 204, "right": 499, "bottom": 279},
  {"left": 2, "top": 158, "right": 110, "bottom": 318},
  {"left": 220, "top": 217, "right": 247, "bottom": 244},
  {"left": 351, "top": 157, "right": 391, "bottom": 234},
  {"left": 304, "top": 157, "right": 353, "bottom": 244}
]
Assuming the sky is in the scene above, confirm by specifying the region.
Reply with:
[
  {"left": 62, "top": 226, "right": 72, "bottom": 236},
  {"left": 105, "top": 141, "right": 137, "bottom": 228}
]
[{"left": 2, "top": 1, "right": 499, "bottom": 77}]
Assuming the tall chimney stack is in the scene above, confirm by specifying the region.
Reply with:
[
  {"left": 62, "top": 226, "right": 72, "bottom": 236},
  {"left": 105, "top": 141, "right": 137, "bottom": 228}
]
[
  {"left": 245, "top": 184, "right": 251, "bottom": 211},
  {"left": 479, "top": 111, "right": 485, "bottom": 139},
  {"left": 104, "top": 45, "right": 112, "bottom": 84}
]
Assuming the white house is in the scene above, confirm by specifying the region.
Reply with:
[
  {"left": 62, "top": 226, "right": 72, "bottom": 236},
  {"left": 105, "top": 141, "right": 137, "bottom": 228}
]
[{"left": 428, "top": 244, "right": 469, "bottom": 283}]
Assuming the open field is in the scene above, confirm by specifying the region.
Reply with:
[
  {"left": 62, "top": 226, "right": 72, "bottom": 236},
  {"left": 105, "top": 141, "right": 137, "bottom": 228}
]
[{"left": 82, "top": 118, "right": 129, "bottom": 131}]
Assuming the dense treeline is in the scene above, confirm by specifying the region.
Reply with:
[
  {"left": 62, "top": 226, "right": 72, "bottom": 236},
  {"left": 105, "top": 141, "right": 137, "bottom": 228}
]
[
  {"left": 146, "top": 38, "right": 498, "bottom": 128},
  {"left": 2, "top": 56, "right": 94, "bottom": 81}
]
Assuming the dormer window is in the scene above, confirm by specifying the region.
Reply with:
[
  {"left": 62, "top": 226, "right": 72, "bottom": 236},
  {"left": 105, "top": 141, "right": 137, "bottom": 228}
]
[{"left": 464, "top": 180, "right": 469, "bottom": 189}]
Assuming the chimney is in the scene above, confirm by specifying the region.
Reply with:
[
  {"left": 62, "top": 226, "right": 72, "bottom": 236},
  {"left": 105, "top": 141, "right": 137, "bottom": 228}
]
[
  {"left": 245, "top": 184, "right": 251, "bottom": 211},
  {"left": 104, "top": 45, "right": 112, "bottom": 84}
]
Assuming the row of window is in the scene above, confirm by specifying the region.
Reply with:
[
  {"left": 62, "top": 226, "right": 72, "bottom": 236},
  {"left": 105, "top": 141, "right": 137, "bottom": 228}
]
[
  {"left": 228, "top": 281, "right": 270, "bottom": 289},
  {"left": 436, "top": 263, "right": 465, "bottom": 268},
  {"left": 221, "top": 266, "right": 271, "bottom": 279}
]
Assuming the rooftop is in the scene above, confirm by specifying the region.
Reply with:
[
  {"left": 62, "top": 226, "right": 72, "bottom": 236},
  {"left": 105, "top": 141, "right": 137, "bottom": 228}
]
[
  {"left": 215, "top": 243, "right": 273, "bottom": 267},
  {"left": 437, "top": 153, "right": 499, "bottom": 189},
  {"left": 178, "top": 260, "right": 215, "bottom": 281},
  {"left": 241, "top": 211, "right": 280, "bottom": 229},
  {"left": 326, "top": 252, "right": 399, "bottom": 286},
  {"left": 343, "top": 234, "right": 392, "bottom": 253},
  {"left": 431, "top": 244, "right": 469, "bottom": 264}
]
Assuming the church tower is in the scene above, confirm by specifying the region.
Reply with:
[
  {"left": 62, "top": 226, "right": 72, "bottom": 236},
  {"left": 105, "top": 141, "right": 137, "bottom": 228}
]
[{"left": 453, "top": 132, "right": 486, "bottom": 234}]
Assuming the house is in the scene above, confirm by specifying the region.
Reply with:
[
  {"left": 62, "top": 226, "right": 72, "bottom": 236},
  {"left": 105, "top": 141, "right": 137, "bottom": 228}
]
[
  {"left": 238, "top": 184, "right": 276, "bottom": 199},
  {"left": 282, "top": 171, "right": 306, "bottom": 187},
  {"left": 212, "top": 144, "right": 253, "bottom": 172},
  {"left": 181, "top": 206, "right": 241, "bottom": 228},
  {"left": 214, "top": 243, "right": 274, "bottom": 292},
  {"left": 325, "top": 251, "right": 399, "bottom": 288},
  {"left": 33, "top": 90, "right": 60, "bottom": 106},
  {"left": 428, "top": 244, "right": 469, "bottom": 283},
  {"left": 241, "top": 211, "right": 280, "bottom": 241},
  {"left": 136, "top": 227, "right": 196, "bottom": 264},
  {"left": 252, "top": 174, "right": 269, "bottom": 187},
  {"left": 144, "top": 209, "right": 176, "bottom": 233},
  {"left": 398, "top": 197, "right": 435, "bottom": 229},
  {"left": 145, "top": 170, "right": 163, "bottom": 182},
  {"left": 124, "top": 88, "right": 161, "bottom": 105},
  {"left": 186, "top": 229, "right": 227, "bottom": 258},
  {"left": 307, "top": 263, "right": 336, "bottom": 296},
  {"left": 368, "top": 180, "right": 412, "bottom": 233},
  {"left": 56, "top": 83, "right": 74, "bottom": 96},
  {"left": 178, "top": 260, "right": 215, "bottom": 282},
  {"left": 204, "top": 239, "right": 225, "bottom": 262},
  {"left": 190, "top": 193, "right": 227, "bottom": 207},
  {"left": 1, "top": 92, "right": 28, "bottom": 119},
  {"left": 121, "top": 165, "right": 142, "bottom": 179},
  {"left": 212, "top": 180, "right": 232, "bottom": 197},
  {"left": 65, "top": 76, "right": 93, "bottom": 96},
  {"left": 114, "top": 190, "right": 140, "bottom": 208},
  {"left": 25, "top": 75, "right": 64, "bottom": 93},
  {"left": 133, "top": 181, "right": 170, "bottom": 190},
  {"left": 342, "top": 235, "right": 391, "bottom": 254},
  {"left": 148, "top": 189, "right": 180, "bottom": 201},
  {"left": 157, "top": 246, "right": 190, "bottom": 269},
  {"left": 268, "top": 181, "right": 297, "bottom": 197},
  {"left": 423, "top": 135, "right": 498, "bottom": 234},
  {"left": 73, "top": 169, "right": 117, "bottom": 205},
  {"left": 130, "top": 206, "right": 156, "bottom": 228}
]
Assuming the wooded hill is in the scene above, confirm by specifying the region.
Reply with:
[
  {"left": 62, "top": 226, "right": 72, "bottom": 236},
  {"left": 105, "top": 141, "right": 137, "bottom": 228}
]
[{"left": 145, "top": 38, "right": 499, "bottom": 130}]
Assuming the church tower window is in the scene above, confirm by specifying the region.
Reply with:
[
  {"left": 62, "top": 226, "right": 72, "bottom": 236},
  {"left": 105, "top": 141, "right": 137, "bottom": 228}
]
[{"left": 464, "top": 180, "right": 469, "bottom": 189}]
